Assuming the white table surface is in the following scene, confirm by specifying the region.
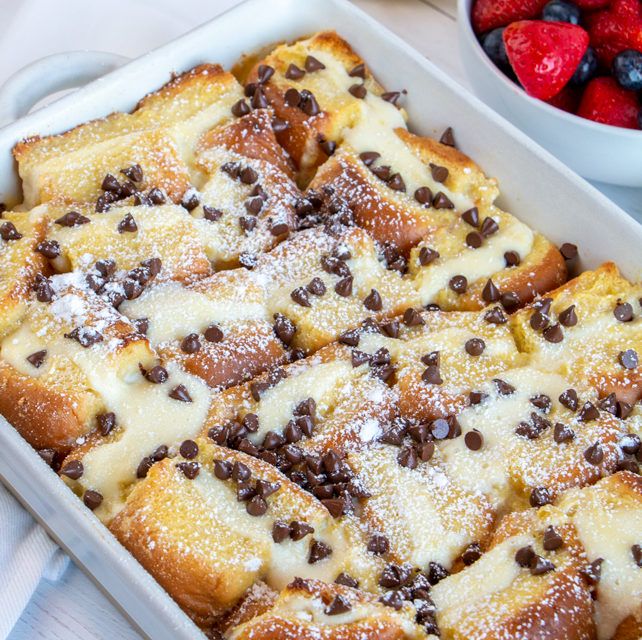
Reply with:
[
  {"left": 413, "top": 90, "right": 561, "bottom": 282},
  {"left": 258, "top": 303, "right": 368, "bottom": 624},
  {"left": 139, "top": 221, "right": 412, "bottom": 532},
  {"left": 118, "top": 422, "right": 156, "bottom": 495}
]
[{"left": 2, "top": 0, "right": 641, "bottom": 638}]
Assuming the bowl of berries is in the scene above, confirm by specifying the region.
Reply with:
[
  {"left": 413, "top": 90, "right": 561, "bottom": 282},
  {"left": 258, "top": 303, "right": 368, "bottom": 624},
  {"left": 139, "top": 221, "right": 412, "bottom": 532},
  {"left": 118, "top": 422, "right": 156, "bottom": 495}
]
[{"left": 458, "top": 0, "right": 642, "bottom": 186}]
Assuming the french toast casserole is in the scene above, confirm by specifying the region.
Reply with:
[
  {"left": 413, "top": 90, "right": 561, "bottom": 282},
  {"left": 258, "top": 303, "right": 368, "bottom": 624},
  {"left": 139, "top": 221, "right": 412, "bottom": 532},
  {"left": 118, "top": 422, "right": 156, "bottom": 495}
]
[{"left": 1, "top": 30, "right": 641, "bottom": 639}]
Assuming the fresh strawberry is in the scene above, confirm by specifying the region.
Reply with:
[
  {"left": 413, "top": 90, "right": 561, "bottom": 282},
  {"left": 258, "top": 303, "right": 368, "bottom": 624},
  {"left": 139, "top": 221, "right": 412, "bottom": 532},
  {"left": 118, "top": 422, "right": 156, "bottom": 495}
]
[
  {"left": 577, "top": 76, "right": 640, "bottom": 127},
  {"left": 503, "top": 21, "right": 590, "bottom": 99},
  {"left": 587, "top": 0, "right": 642, "bottom": 66},
  {"left": 574, "top": 0, "right": 611, "bottom": 9},
  {"left": 472, "top": 0, "right": 548, "bottom": 34}
]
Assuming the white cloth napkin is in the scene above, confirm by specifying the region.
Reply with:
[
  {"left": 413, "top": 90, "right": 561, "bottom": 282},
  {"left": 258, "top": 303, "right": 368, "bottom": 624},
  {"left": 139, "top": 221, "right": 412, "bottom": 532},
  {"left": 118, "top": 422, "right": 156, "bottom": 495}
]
[{"left": 0, "top": 1, "right": 243, "bottom": 637}]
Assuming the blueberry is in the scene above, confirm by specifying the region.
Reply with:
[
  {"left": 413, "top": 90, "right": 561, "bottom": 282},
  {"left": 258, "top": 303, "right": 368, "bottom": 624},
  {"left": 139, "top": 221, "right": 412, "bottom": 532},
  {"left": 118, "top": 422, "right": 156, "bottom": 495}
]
[
  {"left": 612, "top": 49, "right": 642, "bottom": 91},
  {"left": 542, "top": 0, "right": 581, "bottom": 25},
  {"left": 482, "top": 28, "right": 510, "bottom": 72},
  {"left": 571, "top": 47, "right": 598, "bottom": 85}
]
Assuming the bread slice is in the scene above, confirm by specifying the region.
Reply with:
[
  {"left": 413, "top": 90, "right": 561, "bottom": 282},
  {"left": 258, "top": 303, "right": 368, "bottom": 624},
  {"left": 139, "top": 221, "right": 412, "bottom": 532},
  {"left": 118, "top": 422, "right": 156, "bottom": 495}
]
[
  {"left": 256, "top": 226, "right": 420, "bottom": 353},
  {"left": 354, "top": 308, "right": 525, "bottom": 422},
  {"left": 0, "top": 277, "right": 156, "bottom": 451},
  {"left": 0, "top": 209, "right": 49, "bottom": 338},
  {"left": 226, "top": 577, "right": 429, "bottom": 640},
  {"left": 45, "top": 203, "right": 212, "bottom": 283},
  {"left": 511, "top": 262, "right": 642, "bottom": 405},
  {"left": 246, "top": 31, "right": 407, "bottom": 183},
  {"left": 14, "top": 65, "right": 243, "bottom": 207},
  {"left": 119, "top": 270, "right": 286, "bottom": 390},
  {"left": 109, "top": 439, "right": 380, "bottom": 627}
]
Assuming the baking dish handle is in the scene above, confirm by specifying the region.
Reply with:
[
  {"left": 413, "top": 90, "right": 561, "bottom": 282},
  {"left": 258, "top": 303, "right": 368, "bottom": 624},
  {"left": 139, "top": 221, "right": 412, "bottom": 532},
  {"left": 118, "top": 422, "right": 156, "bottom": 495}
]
[{"left": 0, "top": 51, "right": 130, "bottom": 126}]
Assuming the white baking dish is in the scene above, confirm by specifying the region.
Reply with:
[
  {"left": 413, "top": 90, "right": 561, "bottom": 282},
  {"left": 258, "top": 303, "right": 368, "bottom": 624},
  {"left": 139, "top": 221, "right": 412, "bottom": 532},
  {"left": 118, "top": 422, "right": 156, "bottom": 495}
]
[{"left": 0, "top": 0, "right": 641, "bottom": 638}]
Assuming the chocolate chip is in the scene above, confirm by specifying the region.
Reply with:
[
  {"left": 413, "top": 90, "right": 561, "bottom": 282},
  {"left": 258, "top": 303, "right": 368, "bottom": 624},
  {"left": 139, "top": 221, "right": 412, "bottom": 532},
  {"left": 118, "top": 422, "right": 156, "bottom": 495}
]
[
  {"left": 397, "top": 446, "right": 418, "bottom": 469},
  {"left": 530, "top": 310, "right": 550, "bottom": 332},
  {"left": 97, "top": 412, "right": 116, "bottom": 436},
  {"left": 382, "top": 320, "right": 401, "bottom": 337},
  {"left": 440, "top": 127, "right": 456, "bottom": 147},
  {"left": 469, "top": 391, "right": 487, "bottom": 405},
  {"left": 480, "top": 217, "right": 499, "bottom": 237},
  {"left": 231, "top": 99, "right": 251, "bottom": 117},
  {"left": 359, "top": 151, "right": 380, "bottom": 166},
  {"left": 619, "top": 349, "right": 638, "bottom": 369},
  {"left": 291, "top": 286, "right": 312, "bottom": 307},
  {"left": 232, "top": 461, "right": 251, "bottom": 482},
  {"left": 211, "top": 459, "right": 231, "bottom": 481},
  {"left": 176, "top": 461, "right": 200, "bottom": 480},
  {"left": 169, "top": 384, "right": 192, "bottom": 403},
  {"left": 257, "top": 64, "right": 274, "bottom": 84},
  {"left": 379, "top": 591, "right": 403, "bottom": 610},
  {"left": 449, "top": 275, "right": 467, "bottom": 294},
  {"left": 324, "top": 594, "right": 351, "bottom": 616},
  {"left": 465, "top": 338, "right": 485, "bottom": 356},
  {"left": 83, "top": 490, "right": 103, "bottom": 510},
  {"left": 299, "top": 90, "right": 320, "bottom": 116},
  {"left": 530, "top": 555, "right": 555, "bottom": 575},
  {"left": 500, "top": 291, "right": 520, "bottom": 312},
  {"left": 559, "top": 388, "right": 578, "bottom": 411},
  {"left": 363, "top": 288, "right": 382, "bottom": 311},
  {"left": 584, "top": 441, "right": 604, "bottom": 466},
  {"left": 484, "top": 306, "right": 506, "bottom": 325},
  {"left": 307, "top": 277, "right": 326, "bottom": 296},
  {"left": 492, "top": 379, "right": 514, "bottom": 396},
  {"left": 284, "top": 63, "right": 305, "bottom": 80},
  {"left": 462, "top": 542, "right": 482, "bottom": 565},
  {"left": 504, "top": 251, "right": 521, "bottom": 267},
  {"left": 402, "top": 307, "right": 424, "bottom": 327},
  {"left": 371, "top": 165, "right": 391, "bottom": 181},
  {"left": 543, "top": 526, "right": 564, "bottom": 550},
  {"left": 460, "top": 209, "right": 478, "bottom": 229},
  {"left": 180, "top": 333, "right": 201, "bottom": 354},
  {"left": 245, "top": 495, "right": 267, "bottom": 517},
  {"left": 433, "top": 192, "right": 454, "bottom": 209},
  {"left": 270, "top": 520, "right": 290, "bottom": 543},
  {"left": 60, "top": 460, "right": 84, "bottom": 480},
  {"left": 620, "top": 433, "right": 641, "bottom": 455},
  {"left": 145, "top": 365, "right": 168, "bottom": 384},
  {"left": 65, "top": 327, "right": 103, "bottom": 348},
  {"left": 387, "top": 173, "right": 406, "bottom": 192},
  {"left": 543, "top": 323, "right": 563, "bottom": 343},
  {"left": 553, "top": 422, "right": 575, "bottom": 444},
  {"left": 418, "top": 441, "right": 435, "bottom": 461},
  {"left": 515, "top": 545, "right": 535, "bottom": 567},
  {"left": 338, "top": 329, "right": 360, "bottom": 347},
  {"left": 557, "top": 305, "right": 577, "bottom": 327},
  {"left": 559, "top": 243, "right": 578, "bottom": 260},
  {"left": 117, "top": 213, "right": 137, "bottom": 234},
  {"left": 466, "top": 231, "right": 483, "bottom": 249},
  {"left": 101, "top": 173, "right": 121, "bottom": 193},
  {"left": 284, "top": 87, "right": 301, "bottom": 108},
  {"left": 179, "top": 439, "right": 199, "bottom": 460},
  {"left": 464, "top": 429, "right": 484, "bottom": 451},
  {"left": 239, "top": 166, "right": 258, "bottom": 185},
  {"left": 34, "top": 239, "right": 60, "bottom": 259},
  {"left": 614, "top": 302, "right": 634, "bottom": 322},
  {"left": 379, "top": 563, "right": 412, "bottom": 588},
  {"left": 304, "top": 55, "right": 325, "bottom": 72},
  {"left": 26, "top": 349, "right": 47, "bottom": 368},
  {"left": 251, "top": 86, "right": 268, "bottom": 109},
  {"left": 422, "top": 364, "right": 443, "bottom": 386},
  {"left": 530, "top": 395, "right": 551, "bottom": 412},
  {"left": 419, "top": 246, "right": 439, "bottom": 266},
  {"left": 273, "top": 313, "right": 295, "bottom": 345},
  {"left": 580, "top": 558, "right": 603, "bottom": 585},
  {"left": 382, "top": 91, "right": 403, "bottom": 105},
  {"left": 55, "top": 211, "right": 90, "bottom": 227},
  {"left": 530, "top": 486, "right": 552, "bottom": 507},
  {"left": 431, "top": 418, "right": 450, "bottom": 440},
  {"left": 414, "top": 186, "right": 433, "bottom": 206},
  {"left": 578, "top": 401, "right": 599, "bottom": 422},
  {"left": 239, "top": 215, "right": 257, "bottom": 232},
  {"left": 348, "top": 83, "right": 367, "bottom": 99},
  {"left": 631, "top": 544, "right": 642, "bottom": 567},
  {"left": 335, "top": 572, "right": 359, "bottom": 589}
]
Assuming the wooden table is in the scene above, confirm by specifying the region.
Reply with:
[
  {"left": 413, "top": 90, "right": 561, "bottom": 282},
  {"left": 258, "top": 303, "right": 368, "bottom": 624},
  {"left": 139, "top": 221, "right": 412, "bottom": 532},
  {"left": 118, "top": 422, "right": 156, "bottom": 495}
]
[{"left": 6, "top": 0, "right": 641, "bottom": 638}]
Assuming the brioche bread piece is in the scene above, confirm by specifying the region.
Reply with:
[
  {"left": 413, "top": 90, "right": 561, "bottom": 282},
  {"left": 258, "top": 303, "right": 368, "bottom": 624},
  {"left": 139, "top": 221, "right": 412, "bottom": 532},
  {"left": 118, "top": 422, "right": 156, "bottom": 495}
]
[
  {"left": 120, "top": 271, "right": 286, "bottom": 389},
  {"left": 110, "top": 440, "right": 380, "bottom": 627},
  {"left": 43, "top": 203, "right": 212, "bottom": 283},
  {"left": 246, "top": 31, "right": 407, "bottom": 182},
  {"left": 354, "top": 308, "right": 525, "bottom": 422},
  {"left": 0, "top": 209, "right": 49, "bottom": 338},
  {"left": 14, "top": 65, "right": 243, "bottom": 207},
  {"left": 512, "top": 263, "right": 642, "bottom": 405},
  {"left": 227, "top": 578, "right": 429, "bottom": 640},
  {"left": 0, "top": 276, "right": 156, "bottom": 451},
  {"left": 438, "top": 367, "right": 623, "bottom": 512},
  {"left": 555, "top": 472, "right": 642, "bottom": 640},
  {"left": 431, "top": 506, "right": 594, "bottom": 639},
  {"left": 308, "top": 127, "right": 498, "bottom": 255},
  {"left": 202, "top": 343, "right": 396, "bottom": 456},
  {"left": 256, "top": 226, "right": 420, "bottom": 353},
  {"left": 348, "top": 444, "right": 495, "bottom": 572}
]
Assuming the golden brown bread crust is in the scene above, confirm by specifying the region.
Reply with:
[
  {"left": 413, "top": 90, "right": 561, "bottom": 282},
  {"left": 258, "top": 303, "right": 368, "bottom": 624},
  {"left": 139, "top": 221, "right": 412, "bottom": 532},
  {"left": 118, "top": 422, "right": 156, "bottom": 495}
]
[{"left": 0, "top": 360, "right": 97, "bottom": 451}]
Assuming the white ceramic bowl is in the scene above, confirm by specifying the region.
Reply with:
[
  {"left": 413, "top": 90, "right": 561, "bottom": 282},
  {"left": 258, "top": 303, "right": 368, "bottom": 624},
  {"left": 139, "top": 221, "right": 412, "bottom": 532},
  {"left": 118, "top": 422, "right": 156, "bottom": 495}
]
[{"left": 457, "top": 0, "right": 642, "bottom": 187}]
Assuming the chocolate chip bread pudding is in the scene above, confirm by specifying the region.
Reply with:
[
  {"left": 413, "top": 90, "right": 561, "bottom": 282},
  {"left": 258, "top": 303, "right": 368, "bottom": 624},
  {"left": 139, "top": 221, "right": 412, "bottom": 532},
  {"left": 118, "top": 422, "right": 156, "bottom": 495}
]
[{"left": 1, "top": 31, "right": 641, "bottom": 640}]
